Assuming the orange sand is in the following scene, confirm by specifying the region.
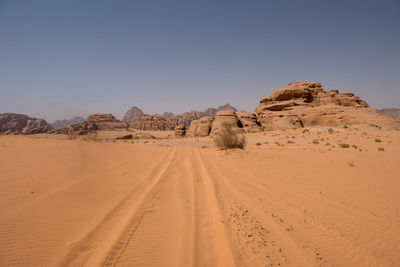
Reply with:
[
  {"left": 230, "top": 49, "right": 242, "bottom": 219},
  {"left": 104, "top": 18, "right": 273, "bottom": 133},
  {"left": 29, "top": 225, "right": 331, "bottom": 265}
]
[{"left": 0, "top": 130, "right": 399, "bottom": 266}]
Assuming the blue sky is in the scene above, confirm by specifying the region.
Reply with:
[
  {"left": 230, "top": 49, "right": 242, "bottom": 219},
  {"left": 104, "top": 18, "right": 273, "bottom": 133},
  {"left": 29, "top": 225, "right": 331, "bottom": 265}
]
[{"left": 1, "top": 0, "right": 399, "bottom": 122}]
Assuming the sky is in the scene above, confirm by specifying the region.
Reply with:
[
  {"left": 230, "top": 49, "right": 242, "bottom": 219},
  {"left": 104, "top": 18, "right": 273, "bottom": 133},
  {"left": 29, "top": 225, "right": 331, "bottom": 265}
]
[{"left": 0, "top": 0, "right": 399, "bottom": 122}]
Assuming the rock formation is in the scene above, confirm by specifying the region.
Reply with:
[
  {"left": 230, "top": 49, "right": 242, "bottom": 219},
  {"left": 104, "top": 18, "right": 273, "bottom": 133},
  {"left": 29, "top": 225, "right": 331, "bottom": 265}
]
[
  {"left": 122, "top": 106, "right": 144, "bottom": 123},
  {"left": 0, "top": 113, "right": 52, "bottom": 134},
  {"left": 129, "top": 115, "right": 176, "bottom": 131},
  {"left": 51, "top": 116, "right": 84, "bottom": 129},
  {"left": 376, "top": 108, "right": 400, "bottom": 120},
  {"left": 255, "top": 81, "right": 400, "bottom": 130},
  {"left": 162, "top": 104, "right": 237, "bottom": 127},
  {"left": 174, "top": 124, "right": 186, "bottom": 137}
]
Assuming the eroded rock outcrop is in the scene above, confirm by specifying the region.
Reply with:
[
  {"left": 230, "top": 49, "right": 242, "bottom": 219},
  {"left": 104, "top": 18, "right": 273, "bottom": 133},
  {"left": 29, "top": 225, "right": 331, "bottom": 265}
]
[
  {"left": 129, "top": 115, "right": 175, "bottom": 131},
  {"left": 0, "top": 113, "right": 52, "bottom": 134},
  {"left": 235, "top": 111, "right": 262, "bottom": 132},
  {"left": 255, "top": 81, "right": 400, "bottom": 130},
  {"left": 56, "top": 113, "right": 126, "bottom": 135}
]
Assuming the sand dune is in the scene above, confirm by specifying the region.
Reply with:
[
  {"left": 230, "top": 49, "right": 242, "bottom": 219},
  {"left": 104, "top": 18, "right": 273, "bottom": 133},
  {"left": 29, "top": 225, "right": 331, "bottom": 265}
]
[{"left": 0, "top": 132, "right": 400, "bottom": 266}]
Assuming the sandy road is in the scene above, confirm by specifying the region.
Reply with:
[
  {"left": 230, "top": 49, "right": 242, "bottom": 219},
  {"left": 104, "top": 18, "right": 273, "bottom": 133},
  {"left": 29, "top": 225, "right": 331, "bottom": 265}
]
[{"left": 1, "top": 136, "right": 400, "bottom": 266}]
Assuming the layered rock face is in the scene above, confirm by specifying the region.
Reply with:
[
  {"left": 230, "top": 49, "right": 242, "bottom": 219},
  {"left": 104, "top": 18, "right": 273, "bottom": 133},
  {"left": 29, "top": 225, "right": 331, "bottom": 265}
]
[
  {"left": 0, "top": 113, "right": 52, "bottom": 134},
  {"left": 129, "top": 115, "right": 176, "bottom": 131},
  {"left": 255, "top": 81, "right": 400, "bottom": 130},
  {"left": 51, "top": 116, "right": 84, "bottom": 129},
  {"left": 122, "top": 106, "right": 144, "bottom": 123}
]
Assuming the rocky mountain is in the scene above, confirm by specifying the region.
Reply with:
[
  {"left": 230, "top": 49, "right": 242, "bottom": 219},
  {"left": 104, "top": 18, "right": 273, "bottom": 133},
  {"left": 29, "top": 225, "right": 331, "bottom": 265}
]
[
  {"left": 0, "top": 113, "right": 52, "bottom": 134},
  {"left": 122, "top": 106, "right": 144, "bottom": 123},
  {"left": 254, "top": 81, "right": 400, "bottom": 130},
  {"left": 51, "top": 116, "right": 84, "bottom": 129},
  {"left": 129, "top": 115, "right": 176, "bottom": 131},
  {"left": 376, "top": 108, "right": 400, "bottom": 120}
]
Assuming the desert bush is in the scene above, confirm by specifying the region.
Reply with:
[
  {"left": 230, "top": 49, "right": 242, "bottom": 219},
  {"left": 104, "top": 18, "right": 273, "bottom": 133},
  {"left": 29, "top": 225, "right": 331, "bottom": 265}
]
[
  {"left": 375, "top": 138, "right": 382, "bottom": 143},
  {"left": 287, "top": 140, "right": 295, "bottom": 144},
  {"left": 378, "top": 147, "right": 385, "bottom": 151},
  {"left": 328, "top": 128, "right": 334, "bottom": 134},
  {"left": 213, "top": 123, "right": 246, "bottom": 150},
  {"left": 338, "top": 143, "right": 350, "bottom": 148},
  {"left": 312, "top": 139, "right": 319, "bottom": 144},
  {"left": 348, "top": 161, "right": 355, "bottom": 167},
  {"left": 255, "top": 142, "right": 261, "bottom": 146}
]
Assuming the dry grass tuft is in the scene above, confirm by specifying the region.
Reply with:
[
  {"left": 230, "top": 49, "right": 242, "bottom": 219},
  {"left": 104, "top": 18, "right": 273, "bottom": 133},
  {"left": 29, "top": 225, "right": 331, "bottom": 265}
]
[{"left": 214, "top": 123, "right": 246, "bottom": 150}]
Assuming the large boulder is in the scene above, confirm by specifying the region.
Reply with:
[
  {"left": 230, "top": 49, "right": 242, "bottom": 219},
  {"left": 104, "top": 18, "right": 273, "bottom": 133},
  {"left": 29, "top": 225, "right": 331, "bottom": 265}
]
[
  {"left": 255, "top": 81, "right": 400, "bottom": 130},
  {"left": 235, "top": 111, "right": 262, "bottom": 132},
  {"left": 186, "top": 120, "right": 199, "bottom": 137},
  {"left": 122, "top": 106, "right": 144, "bottom": 123},
  {"left": 195, "top": 117, "right": 213, "bottom": 136},
  {"left": 210, "top": 110, "right": 242, "bottom": 135},
  {"left": 0, "top": 113, "right": 52, "bottom": 134},
  {"left": 129, "top": 115, "right": 175, "bottom": 131}
]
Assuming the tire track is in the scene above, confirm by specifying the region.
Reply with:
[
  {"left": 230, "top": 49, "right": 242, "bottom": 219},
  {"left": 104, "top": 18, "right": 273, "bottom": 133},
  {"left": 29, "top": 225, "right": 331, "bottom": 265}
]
[
  {"left": 192, "top": 149, "right": 237, "bottom": 267},
  {"left": 58, "top": 148, "right": 177, "bottom": 267}
]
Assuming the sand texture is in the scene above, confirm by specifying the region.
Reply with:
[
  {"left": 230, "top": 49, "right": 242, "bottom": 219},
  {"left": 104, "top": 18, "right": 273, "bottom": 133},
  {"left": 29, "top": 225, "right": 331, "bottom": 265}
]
[{"left": 1, "top": 129, "right": 400, "bottom": 266}]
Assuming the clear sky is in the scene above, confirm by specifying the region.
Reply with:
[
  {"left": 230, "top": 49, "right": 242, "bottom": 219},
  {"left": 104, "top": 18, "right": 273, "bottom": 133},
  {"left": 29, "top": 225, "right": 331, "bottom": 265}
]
[{"left": 1, "top": 0, "right": 399, "bottom": 122}]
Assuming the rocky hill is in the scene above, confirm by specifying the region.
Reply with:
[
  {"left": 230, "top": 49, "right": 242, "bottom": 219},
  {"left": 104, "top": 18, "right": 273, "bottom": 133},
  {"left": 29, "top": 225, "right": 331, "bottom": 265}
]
[
  {"left": 0, "top": 113, "right": 52, "bottom": 134},
  {"left": 122, "top": 106, "right": 144, "bottom": 123},
  {"left": 54, "top": 113, "right": 127, "bottom": 135},
  {"left": 376, "top": 108, "right": 400, "bottom": 120},
  {"left": 254, "top": 81, "right": 400, "bottom": 130},
  {"left": 51, "top": 116, "right": 84, "bottom": 129}
]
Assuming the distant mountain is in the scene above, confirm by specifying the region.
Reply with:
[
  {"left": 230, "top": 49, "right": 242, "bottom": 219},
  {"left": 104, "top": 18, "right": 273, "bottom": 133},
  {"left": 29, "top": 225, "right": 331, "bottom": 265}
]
[
  {"left": 376, "top": 108, "right": 400, "bottom": 120},
  {"left": 122, "top": 106, "right": 144, "bottom": 122},
  {"left": 0, "top": 113, "right": 52, "bottom": 134},
  {"left": 51, "top": 116, "right": 84, "bottom": 129}
]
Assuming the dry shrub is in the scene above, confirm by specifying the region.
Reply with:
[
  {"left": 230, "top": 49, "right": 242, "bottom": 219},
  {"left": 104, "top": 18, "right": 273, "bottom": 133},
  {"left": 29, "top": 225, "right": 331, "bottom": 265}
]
[{"left": 214, "top": 123, "right": 246, "bottom": 150}]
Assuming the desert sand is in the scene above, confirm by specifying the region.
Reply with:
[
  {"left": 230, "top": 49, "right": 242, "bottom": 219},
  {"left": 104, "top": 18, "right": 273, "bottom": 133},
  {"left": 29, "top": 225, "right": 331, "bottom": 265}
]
[{"left": 1, "top": 128, "right": 400, "bottom": 266}]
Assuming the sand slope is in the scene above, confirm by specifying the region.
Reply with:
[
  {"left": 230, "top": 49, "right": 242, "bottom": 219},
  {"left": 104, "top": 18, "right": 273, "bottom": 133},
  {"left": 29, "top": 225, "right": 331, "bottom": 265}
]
[{"left": 0, "top": 135, "right": 400, "bottom": 266}]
